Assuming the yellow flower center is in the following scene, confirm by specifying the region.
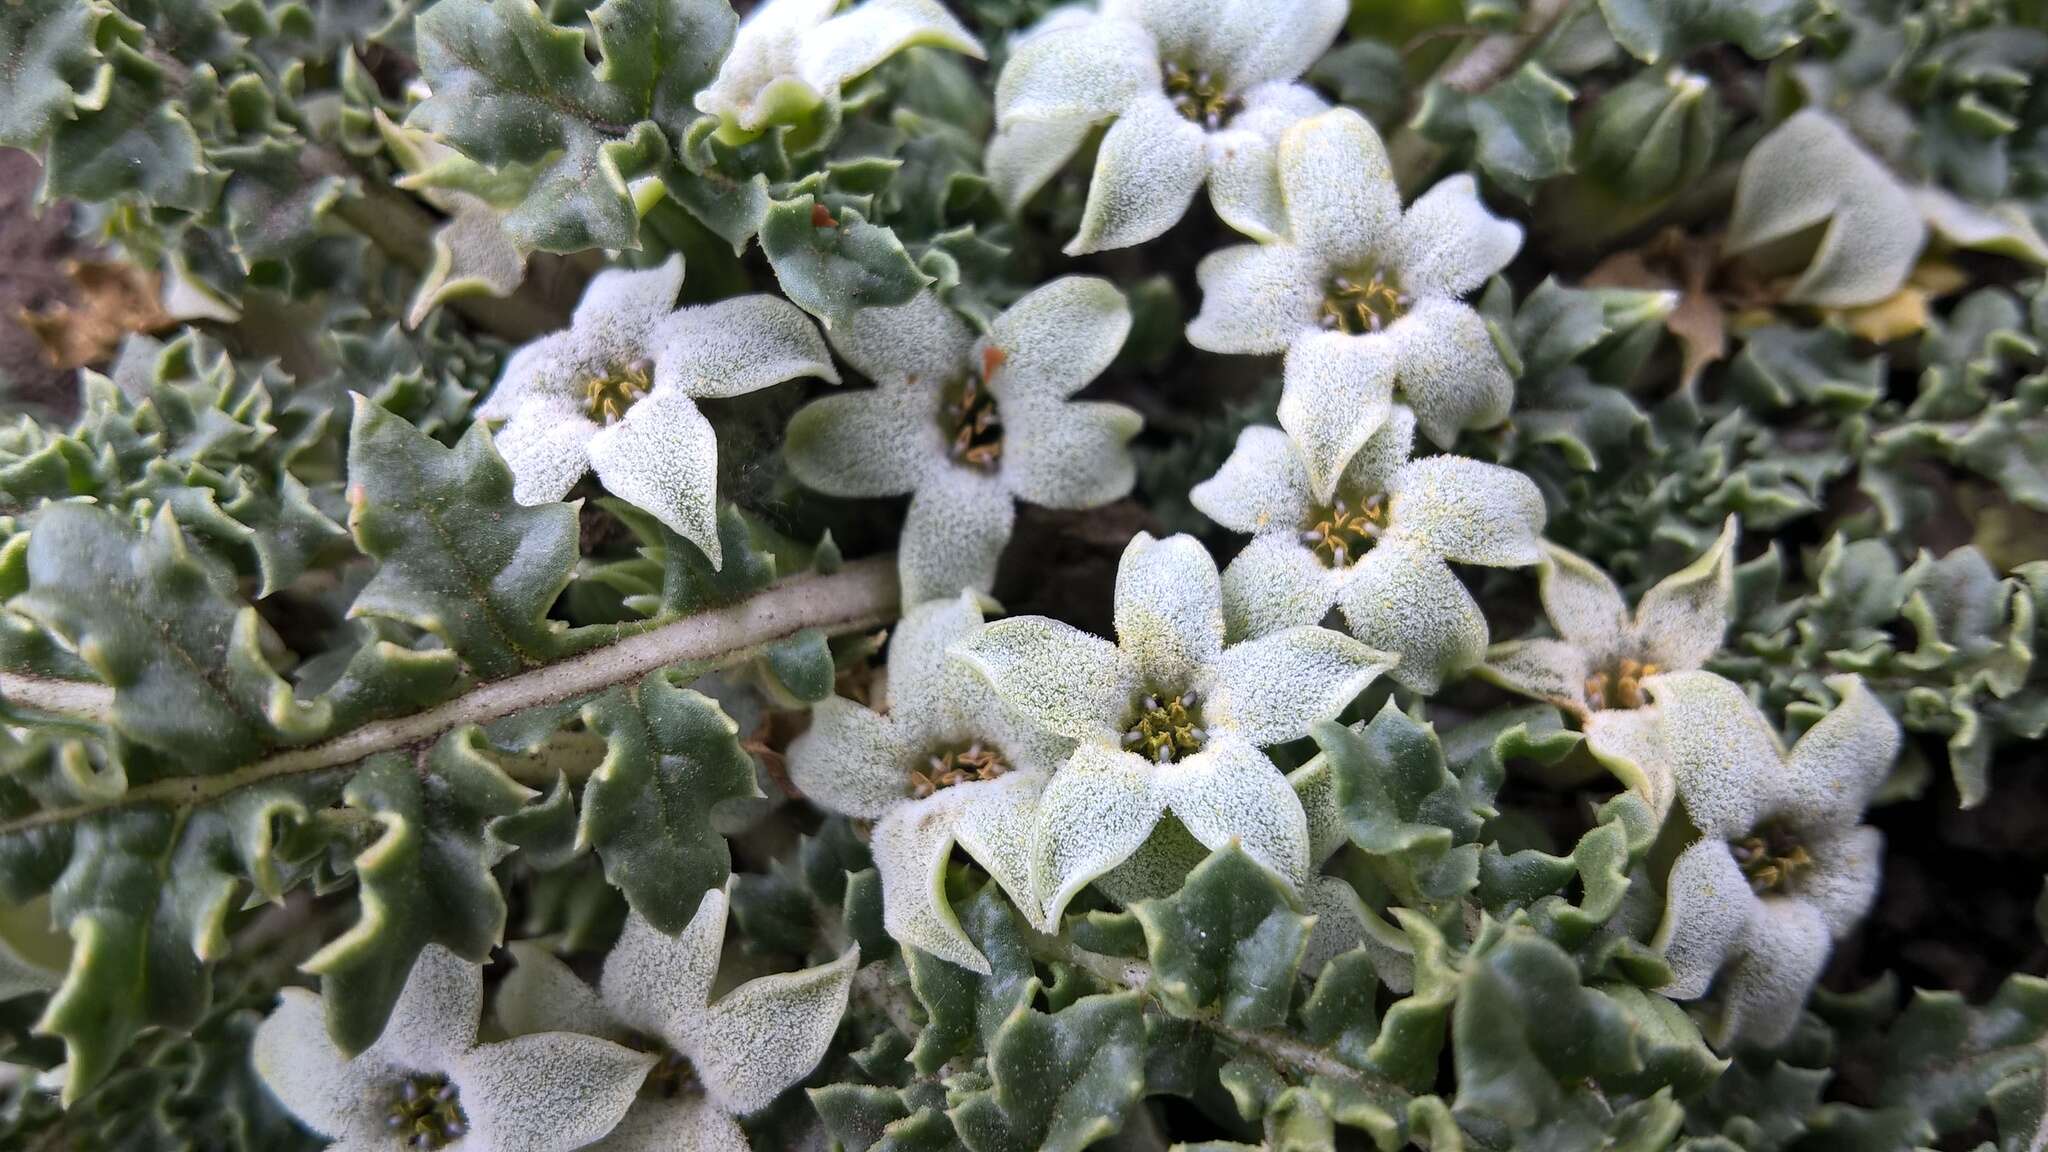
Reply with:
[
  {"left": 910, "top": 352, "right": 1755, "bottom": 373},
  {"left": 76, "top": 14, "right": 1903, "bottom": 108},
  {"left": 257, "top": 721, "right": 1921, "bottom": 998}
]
[
  {"left": 1584, "top": 657, "right": 1660, "bottom": 711},
  {"left": 912, "top": 741, "right": 1010, "bottom": 797},
  {"left": 1730, "top": 823, "right": 1814, "bottom": 895},
  {"left": 1164, "top": 62, "right": 1240, "bottom": 129},
  {"left": 1123, "top": 690, "right": 1207, "bottom": 764},
  {"left": 1300, "top": 494, "right": 1388, "bottom": 569},
  {"left": 1320, "top": 271, "right": 1411, "bottom": 335},
  {"left": 386, "top": 1074, "right": 467, "bottom": 1149},
  {"left": 583, "top": 358, "right": 653, "bottom": 424}
]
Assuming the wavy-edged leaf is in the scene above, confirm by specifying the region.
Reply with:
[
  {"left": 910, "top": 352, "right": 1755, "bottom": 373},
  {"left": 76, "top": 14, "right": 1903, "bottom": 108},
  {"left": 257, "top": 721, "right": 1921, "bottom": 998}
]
[
  {"left": 1132, "top": 844, "right": 1312, "bottom": 1030},
  {"left": 950, "top": 992, "right": 1147, "bottom": 1152}
]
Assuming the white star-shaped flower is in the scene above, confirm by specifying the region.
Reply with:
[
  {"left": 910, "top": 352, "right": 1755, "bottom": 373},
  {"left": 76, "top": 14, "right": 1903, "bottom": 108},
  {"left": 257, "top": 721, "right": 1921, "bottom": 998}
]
[
  {"left": 1481, "top": 518, "right": 1739, "bottom": 817},
  {"left": 1187, "top": 107, "right": 1523, "bottom": 497},
  {"left": 1191, "top": 407, "right": 1546, "bottom": 694},
  {"left": 1650, "top": 671, "right": 1900, "bottom": 1048},
  {"left": 253, "top": 945, "right": 655, "bottom": 1151},
  {"left": 783, "top": 277, "right": 1142, "bottom": 604},
  {"left": 954, "top": 532, "right": 1394, "bottom": 923},
  {"left": 788, "top": 593, "right": 1075, "bottom": 972},
  {"left": 496, "top": 887, "right": 857, "bottom": 1152},
  {"left": 478, "top": 256, "right": 837, "bottom": 568}
]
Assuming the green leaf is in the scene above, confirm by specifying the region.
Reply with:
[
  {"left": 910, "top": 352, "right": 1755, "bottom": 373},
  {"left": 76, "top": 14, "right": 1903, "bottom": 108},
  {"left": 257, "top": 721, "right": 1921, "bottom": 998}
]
[
  {"left": 1132, "top": 844, "right": 1312, "bottom": 1030},
  {"left": 577, "top": 670, "right": 756, "bottom": 934},
  {"left": 1412, "top": 64, "right": 1574, "bottom": 200},
  {"left": 412, "top": 0, "right": 636, "bottom": 169},
  {"left": 905, "top": 880, "right": 1040, "bottom": 1075},
  {"left": 0, "top": 0, "right": 111, "bottom": 149},
  {"left": 43, "top": 42, "right": 209, "bottom": 212},
  {"left": 345, "top": 396, "right": 579, "bottom": 680},
  {"left": 950, "top": 993, "right": 1148, "bottom": 1152},
  {"left": 1596, "top": 0, "right": 1811, "bottom": 63},
  {"left": 760, "top": 195, "right": 931, "bottom": 329},
  {"left": 586, "top": 0, "right": 735, "bottom": 141},
  {"left": 1731, "top": 326, "right": 1887, "bottom": 413},
  {"left": 302, "top": 730, "right": 532, "bottom": 1055},
  {"left": 1298, "top": 949, "right": 1381, "bottom": 1068}
]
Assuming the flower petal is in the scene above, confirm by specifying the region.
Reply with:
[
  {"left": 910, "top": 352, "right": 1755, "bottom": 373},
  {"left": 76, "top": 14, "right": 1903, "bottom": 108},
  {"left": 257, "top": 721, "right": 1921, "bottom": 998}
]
[
  {"left": 252, "top": 988, "right": 400, "bottom": 1144},
  {"left": 1115, "top": 532, "right": 1227, "bottom": 690},
  {"left": 987, "top": 117, "right": 1096, "bottom": 212},
  {"left": 1640, "top": 670, "right": 1780, "bottom": 839},
  {"left": 586, "top": 1094, "right": 749, "bottom": 1152},
  {"left": 1338, "top": 402, "right": 1418, "bottom": 500},
  {"left": 1635, "top": 516, "right": 1738, "bottom": 671},
  {"left": 954, "top": 616, "right": 1132, "bottom": 743},
  {"left": 1158, "top": 734, "right": 1310, "bottom": 887},
  {"left": 1800, "top": 825, "right": 1883, "bottom": 939},
  {"left": 797, "top": 0, "right": 983, "bottom": 95},
  {"left": 1535, "top": 541, "right": 1630, "bottom": 653},
  {"left": 1207, "top": 83, "right": 1328, "bottom": 243},
  {"left": 456, "top": 1032, "right": 655, "bottom": 1152},
  {"left": 1220, "top": 533, "right": 1340, "bottom": 642},
  {"left": 600, "top": 898, "right": 725, "bottom": 1046},
  {"left": 1776, "top": 675, "right": 1899, "bottom": 831},
  {"left": 1001, "top": 400, "right": 1142, "bottom": 510},
  {"left": 1092, "top": 816, "right": 1211, "bottom": 907},
  {"left": 827, "top": 289, "right": 974, "bottom": 388},
  {"left": 1716, "top": 898, "right": 1830, "bottom": 1048},
  {"left": 884, "top": 593, "right": 989, "bottom": 741},
  {"left": 364, "top": 943, "right": 481, "bottom": 1071},
  {"left": 873, "top": 793, "right": 985, "bottom": 971},
  {"left": 951, "top": 769, "right": 1052, "bottom": 930},
  {"left": 1032, "top": 743, "right": 1169, "bottom": 922},
  {"left": 1653, "top": 838, "right": 1759, "bottom": 1000},
  {"left": 1396, "top": 173, "right": 1522, "bottom": 300},
  {"left": 784, "top": 384, "right": 942, "bottom": 498},
  {"left": 497, "top": 942, "right": 623, "bottom": 1041},
  {"left": 1390, "top": 297, "right": 1513, "bottom": 448},
  {"left": 1277, "top": 108, "right": 1399, "bottom": 270},
  {"left": 1069, "top": 92, "right": 1212, "bottom": 254},
  {"left": 1335, "top": 542, "right": 1487, "bottom": 695},
  {"left": 1385, "top": 455, "right": 1546, "bottom": 567},
  {"left": 1202, "top": 627, "right": 1393, "bottom": 746},
  {"left": 1584, "top": 706, "right": 1674, "bottom": 821},
  {"left": 571, "top": 256, "right": 684, "bottom": 367},
  {"left": 984, "top": 276, "right": 1132, "bottom": 403},
  {"left": 478, "top": 331, "right": 581, "bottom": 421},
  {"left": 899, "top": 469, "right": 1017, "bottom": 603},
  {"left": 497, "top": 397, "right": 597, "bottom": 506},
  {"left": 1210, "top": 0, "right": 1346, "bottom": 86},
  {"left": 787, "top": 697, "right": 910, "bottom": 820},
  {"left": 1278, "top": 330, "right": 1398, "bottom": 503},
  {"left": 1186, "top": 242, "right": 1324, "bottom": 354},
  {"left": 1480, "top": 637, "right": 1593, "bottom": 713},
  {"left": 589, "top": 390, "right": 724, "bottom": 568},
  {"left": 993, "top": 15, "right": 1158, "bottom": 125},
  {"left": 1191, "top": 425, "right": 1313, "bottom": 536},
  {"left": 655, "top": 295, "right": 838, "bottom": 400},
  {"left": 689, "top": 947, "right": 857, "bottom": 1113}
]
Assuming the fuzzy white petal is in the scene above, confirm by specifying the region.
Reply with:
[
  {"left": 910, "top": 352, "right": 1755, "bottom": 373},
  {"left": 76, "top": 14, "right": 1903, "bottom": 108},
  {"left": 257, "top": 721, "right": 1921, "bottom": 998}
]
[
  {"left": 1220, "top": 533, "right": 1341, "bottom": 641},
  {"left": 697, "top": 0, "right": 837, "bottom": 128},
  {"left": 588, "top": 1095, "right": 750, "bottom": 1152},
  {"left": 1634, "top": 517, "right": 1738, "bottom": 671},
  {"left": 1585, "top": 706, "right": 1674, "bottom": 820},
  {"left": 885, "top": 593, "right": 989, "bottom": 740},
  {"left": 455, "top": 1032, "right": 655, "bottom": 1152},
  {"left": 1643, "top": 671, "right": 1780, "bottom": 839},
  {"left": 1385, "top": 455, "right": 1546, "bottom": 568},
  {"left": 1338, "top": 402, "right": 1419, "bottom": 500},
  {"left": 688, "top": 949, "right": 857, "bottom": 1113},
  {"left": 1653, "top": 838, "right": 1758, "bottom": 1000},
  {"left": 827, "top": 289, "right": 974, "bottom": 388},
  {"left": 1069, "top": 92, "right": 1211, "bottom": 255},
  {"left": 1191, "top": 425, "right": 1313, "bottom": 536},
  {"left": 1776, "top": 675, "right": 1900, "bottom": 831},
  {"left": 588, "top": 390, "right": 723, "bottom": 567},
  {"left": 600, "top": 899, "right": 725, "bottom": 1047},
  {"left": 656, "top": 296, "right": 838, "bottom": 400},
  {"left": 365, "top": 943, "right": 482, "bottom": 1071},
  {"left": 1207, "top": 83, "right": 1328, "bottom": 243},
  {"left": 498, "top": 397, "right": 598, "bottom": 506},
  {"left": 787, "top": 697, "right": 909, "bottom": 820},
  {"left": 1158, "top": 734, "right": 1310, "bottom": 887},
  {"left": 955, "top": 616, "right": 1133, "bottom": 743},
  {"left": 1212, "top": 0, "right": 1346, "bottom": 86},
  {"left": 988, "top": 117, "right": 1096, "bottom": 212},
  {"left": 985, "top": 276, "right": 1133, "bottom": 403},
  {"left": 1203, "top": 627, "right": 1392, "bottom": 746},
  {"left": 1396, "top": 174, "right": 1522, "bottom": 300},
  {"left": 1481, "top": 638, "right": 1593, "bottom": 712},
  {"left": 1335, "top": 542, "right": 1487, "bottom": 695},
  {"left": 1278, "top": 108, "right": 1399, "bottom": 269},
  {"left": 1033, "top": 743, "right": 1170, "bottom": 922},
  {"left": 479, "top": 332, "right": 580, "bottom": 421},
  {"left": 994, "top": 16, "right": 1158, "bottom": 125},
  {"left": 899, "top": 470, "right": 1017, "bottom": 604},
  {"left": 1801, "top": 824, "right": 1884, "bottom": 939},
  {"left": 1536, "top": 542, "right": 1630, "bottom": 653},
  {"left": 498, "top": 943, "right": 624, "bottom": 1041},
  {"left": 784, "top": 383, "right": 942, "bottom": 498},
  {"left": 252, "top": 989, "right": 400, "bottom": 1144},
  {"left": 1186, "top": 242, "right": 1324, "bottom": 354},
  {"left": 1001, "top": 400, "right": 1142, "bottom": 510},
  {"left": 1278, "top": 330, "right": 1399, "bottom": 503},
  {"left": 1390, "top": 297, "right": 1513, "bottom": 449},
  {"left": 1717, "top": 898, "right": 1831, "bottom": 1048},
  {"left": 571, "top": 257, "right": 685, "bottom": 367},
  {"left": 872, "top": 793, "right": 983, "bottom": 971},
  {"left": 1115, "top": 532, "right": 1227, "bottom": 690},
  {"left": 951, "top": 769, "right": 1052, "bottom": 930},
  {"left": 797, "top": 0, "right": 983, "bottom": 95}
]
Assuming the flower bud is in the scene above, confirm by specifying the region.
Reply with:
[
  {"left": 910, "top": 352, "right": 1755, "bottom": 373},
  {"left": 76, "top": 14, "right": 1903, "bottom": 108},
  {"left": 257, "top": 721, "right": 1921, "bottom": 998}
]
[{"left": 1582, "top": 68, "right": 1720, "bottom": 201}]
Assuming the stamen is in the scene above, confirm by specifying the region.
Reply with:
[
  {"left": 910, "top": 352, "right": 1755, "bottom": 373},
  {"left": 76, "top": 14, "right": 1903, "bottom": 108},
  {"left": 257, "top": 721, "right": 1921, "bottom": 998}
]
[
  {"left": 940, "top": 371, "right": 1004, "bottom": 472},
  {"left": 1731, "top": 823, "right": 1815, "bottom": 895},
  {"left": 1585, "top": 657, "right": 1661, "bottom": 711},
  {"left": 582, "top": 358, "right": 654, "bottom": 424},
  {"left": 913, "top": 741, "right": 1011, "bottom": 796},
  {"left": 1301, "top": 494, "right": 1388, "bottom": 569},
  {"left": 1163, "top": 61, "right": 1242, "bottom": 129},
  {"left": 1124, "top": 690, "right": 1209, "bottom": 764},
  {"left": 1320, "top": 270, "right": 1410, "bottom": 335},
  {"left": 385, "top": 1075, "right": 467, "bottom": 1151}
]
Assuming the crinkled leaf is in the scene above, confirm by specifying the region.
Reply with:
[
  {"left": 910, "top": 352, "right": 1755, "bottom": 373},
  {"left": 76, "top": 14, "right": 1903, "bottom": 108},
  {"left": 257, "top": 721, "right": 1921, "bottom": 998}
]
[{"left": 1132, "top": 844, "right": 1312, "bottom": 1030}]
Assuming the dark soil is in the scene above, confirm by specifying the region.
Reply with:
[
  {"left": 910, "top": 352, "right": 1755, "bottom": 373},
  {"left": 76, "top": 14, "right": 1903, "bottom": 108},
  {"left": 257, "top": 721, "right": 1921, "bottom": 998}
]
[{"left": 0, "top": 150, "right": 89, "bottom": 421}]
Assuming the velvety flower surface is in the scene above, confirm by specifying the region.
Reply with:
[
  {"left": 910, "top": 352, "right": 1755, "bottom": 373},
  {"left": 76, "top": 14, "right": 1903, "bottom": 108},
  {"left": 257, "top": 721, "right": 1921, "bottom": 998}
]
[
  {"left": 1482, "top": 518, "right": 1738, "bottom": 816},
  {"left": 783, "top": 278, "right": 1141, "bottom": 603},
  {"left": 1191, "top": 407, "right": 1546, "bottom": 693},
  {"left": 497, "top": 888, "right": 857, "bottom": 1152},
  {"left": 253, "top": 944, "right": 655, "bottom": 1151},
  {"left": 988, "top": 0, "right": 1346, "bottom": 253},
  {"left": 954, "top": 532, "right": 1394, "bottom": 922},
  {"left": 479, "top": 257, "right": 837, "bottom": 568},
  {"left": 1650, "top": 671, "right": 1900, "bottom": 1048},
  {"left": 1187, "top": 107, "right": 1523, "bottom": 496},
  {"left": 787, "top": 593, "right": 1073, "bottom": 973},
  {"left": 696, "top": 0, "right": 983, "bottom": 137}
]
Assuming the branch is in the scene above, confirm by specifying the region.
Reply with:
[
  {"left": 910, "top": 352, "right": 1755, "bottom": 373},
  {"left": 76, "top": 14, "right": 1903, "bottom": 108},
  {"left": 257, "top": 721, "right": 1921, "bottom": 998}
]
[{"left": 0, "top": 556, "right": 900, "bottom": 835}]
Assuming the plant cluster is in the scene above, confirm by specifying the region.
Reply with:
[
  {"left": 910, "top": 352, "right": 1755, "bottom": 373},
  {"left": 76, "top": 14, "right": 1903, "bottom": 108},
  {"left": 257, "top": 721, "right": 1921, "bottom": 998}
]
[{"left": 0, "top": 0, "right": 2046, "bottom": 1149}]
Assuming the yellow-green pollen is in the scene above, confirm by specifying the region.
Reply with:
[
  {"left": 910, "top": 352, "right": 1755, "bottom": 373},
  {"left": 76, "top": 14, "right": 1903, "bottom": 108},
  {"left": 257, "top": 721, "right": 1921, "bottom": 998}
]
[
  {"left": 1319, "top": 270, "right": 1411, "bottom": 335},
  {"left": 1164, "top": 61, "right": 1240, "bottom": 129},
  {"left": 912, "top": 741, "right": 1009, "bottom": 798},
  {"left": 583, "top": 358, "right": 653, "bottom": 424},
  {"left": 1585, "top": 657, "right": 1659, "bottom": 711},
  {"left": 941, "top": 373, "right": 1004, "bottom": 472},
  {"left": 1729, "top": 823, "right": 1814, "bottom": 895},
  {"left": 1300, "top": 494, "right": 1388, "bottom": 569},
  {"left": 385, "top": 1074, "right": 467, "bottom": 1150},
  {"left": 1123, "top": 690, "right": 1206, "bottom": 764}
]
